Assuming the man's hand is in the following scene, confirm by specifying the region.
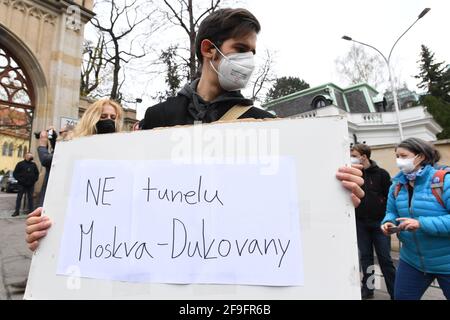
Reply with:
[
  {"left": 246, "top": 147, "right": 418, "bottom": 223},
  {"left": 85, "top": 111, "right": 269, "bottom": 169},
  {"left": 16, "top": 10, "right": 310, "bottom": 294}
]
[
  {"left": 336, "top": 164, "right": 365, "bottom": 208},
  {"left": 38, "top": 130, "right": 48, "bottom": 147},
  {"left": 397, "top": 218, "right": 420, "bottom": 232},
  {"left": 38, "top": 126, "right": 55, "bottom": 147}
]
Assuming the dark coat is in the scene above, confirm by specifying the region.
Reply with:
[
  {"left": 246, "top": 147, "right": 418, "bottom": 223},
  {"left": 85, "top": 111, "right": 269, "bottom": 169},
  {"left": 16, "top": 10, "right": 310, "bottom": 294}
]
[
  {"left": 142, "top": 81, "right": 275, "bottom": 129},
  {"left": 13, "top": 159, "right": 39, "bottom": 187},
  {"left": 37, "top": 146, "right": 53, "bottom": 205},
  {"left": 356, "top": 161, "right": 391, "bottom": 222}
]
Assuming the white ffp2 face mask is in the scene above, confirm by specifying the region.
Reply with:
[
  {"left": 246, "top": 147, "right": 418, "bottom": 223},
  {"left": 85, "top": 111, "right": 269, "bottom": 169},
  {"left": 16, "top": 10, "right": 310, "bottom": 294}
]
[
  {"left": 396, "top": 155, "right": 418, "bottom": 174},
  {"left": 350, "top": 156, "right": 361, "bottom": 165},
  {"left": 209, "top": 43, "right": 255, "bottom": 91}
]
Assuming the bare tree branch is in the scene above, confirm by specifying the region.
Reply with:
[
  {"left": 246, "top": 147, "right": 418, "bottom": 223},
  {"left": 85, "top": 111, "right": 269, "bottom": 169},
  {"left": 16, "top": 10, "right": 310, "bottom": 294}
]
[
  {"left": 194, "top": 0, "right": 220, "bottom": 26},
  {"left": 80, "top": 35, "right": 106, "bottom": 97},
  {"left": 85, "top": 0, "right": 157, "bottom": 101},
  {"left": 335, "top": 44, "right": 386, "bottom": 89},
  {"left": 161, "top": 0, "right": 224, "bottom": 81},
  {"left": 163, "top": 0, "right": 190, "bottom": 34},
  {"left": 250, "top": 50, "right": 276, "bottom": 102}
]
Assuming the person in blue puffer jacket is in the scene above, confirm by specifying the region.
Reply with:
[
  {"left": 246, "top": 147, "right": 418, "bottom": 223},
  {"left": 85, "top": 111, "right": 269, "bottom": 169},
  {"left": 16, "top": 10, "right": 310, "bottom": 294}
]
[{"left": 381, "top": 138, "right": 450, "bottom": 300}]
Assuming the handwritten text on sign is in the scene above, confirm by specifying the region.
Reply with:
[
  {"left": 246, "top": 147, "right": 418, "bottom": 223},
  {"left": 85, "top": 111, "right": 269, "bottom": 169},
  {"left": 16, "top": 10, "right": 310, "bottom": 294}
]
[{"left": 57, "top": 159, "right": 303, "bottom": 286}]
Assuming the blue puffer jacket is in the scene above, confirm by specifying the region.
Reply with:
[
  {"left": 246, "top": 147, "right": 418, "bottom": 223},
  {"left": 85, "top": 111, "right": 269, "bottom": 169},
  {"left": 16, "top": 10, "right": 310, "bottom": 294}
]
[{"left": 382, "top": 165, "right": 450, "bottom": 274}]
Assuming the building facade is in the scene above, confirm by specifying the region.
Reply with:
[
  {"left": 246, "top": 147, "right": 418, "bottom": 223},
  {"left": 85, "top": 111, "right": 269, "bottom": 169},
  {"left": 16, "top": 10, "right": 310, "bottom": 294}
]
[
  {"left": 0, "top": 0, "right": 95, "bottom": 172},
  {"left": 264, "top": 82, "right": 442, "bottom": 146},
  {"left": 0, "top": 107, "right": 29, "bottom": 172}
]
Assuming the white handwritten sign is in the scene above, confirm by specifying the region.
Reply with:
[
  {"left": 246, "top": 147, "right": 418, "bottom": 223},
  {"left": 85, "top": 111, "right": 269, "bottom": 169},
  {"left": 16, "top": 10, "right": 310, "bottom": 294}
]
[
  {"left": 57, "top": 159, "right": 303, "bottom": 286},
  {"left": 25, "top": 117, "right": 360, "bottom": 299}
]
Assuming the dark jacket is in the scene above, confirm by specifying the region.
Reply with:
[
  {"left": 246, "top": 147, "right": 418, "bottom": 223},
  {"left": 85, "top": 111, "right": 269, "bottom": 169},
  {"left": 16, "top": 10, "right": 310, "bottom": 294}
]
[
  {"left": 13, "top": 159, "right": 39, "bottom": 187},
  {"left": 37, "top": 146, "right": 53, "bottom": 205},
  {"left": 356, "top": 160, "right": 391, "bottom": 222},
  {"left": 142, "top": 80, "right": 275, "bottom": 129}
]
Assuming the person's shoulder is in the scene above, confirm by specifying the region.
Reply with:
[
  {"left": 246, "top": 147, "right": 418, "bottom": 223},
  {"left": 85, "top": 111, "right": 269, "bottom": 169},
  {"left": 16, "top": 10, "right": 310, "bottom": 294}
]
[
  {"left": 142, "top": 96, "right": 188, "bottom": 129},
  {"left": 377, "top": 166, "right": 391, "bottom": 177},
  {"left": 240, "top": 106, "right": 276, "bottom": 119},
  {"left": 144, "top": 96, "right": 189, "bottom": 116},
  {"left": 146, "top": 96, "right": 187, "bottom": 113}
]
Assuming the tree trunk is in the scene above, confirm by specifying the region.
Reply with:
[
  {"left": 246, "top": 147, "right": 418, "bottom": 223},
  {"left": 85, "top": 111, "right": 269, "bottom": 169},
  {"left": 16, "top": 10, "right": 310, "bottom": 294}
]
[
  {"left": 188, "top": 0, "right": 197, "bottom": 80},
  {"left": 189, "top": 32, "right": 197, "bottom": 80},
  {"left": 110, "top": 39, "right": 121, "bottom": 101}
]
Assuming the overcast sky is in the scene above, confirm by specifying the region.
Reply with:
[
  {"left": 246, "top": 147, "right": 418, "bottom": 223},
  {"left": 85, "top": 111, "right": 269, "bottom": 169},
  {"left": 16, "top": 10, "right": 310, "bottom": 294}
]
[
  {"left": 243, "top": 0, "right": 449, "bottom": 91},
  {"left": 87, "top": 0, "right": 449, "bottom": 119}
]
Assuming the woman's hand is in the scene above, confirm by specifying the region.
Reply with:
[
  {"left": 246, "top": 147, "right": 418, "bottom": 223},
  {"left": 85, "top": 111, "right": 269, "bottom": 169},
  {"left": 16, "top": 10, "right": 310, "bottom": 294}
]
[
  {"left": 26, "top": 207, "right": 52, "bottom": 252},
  {"left": 397, "top": 218, "right": 420, "bottom": 232},
  {"left": 336, "top": 164, "right": 365, "bottom": 208},
  {"left": 381, "top": 222, "right": 397, "bottom": 236}
]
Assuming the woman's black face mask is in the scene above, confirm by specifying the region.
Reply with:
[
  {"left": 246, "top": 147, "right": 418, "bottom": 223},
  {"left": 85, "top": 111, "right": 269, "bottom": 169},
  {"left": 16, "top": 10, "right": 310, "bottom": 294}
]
[{"left": 96, "top": 119, "right": 116, "bottom": 134}]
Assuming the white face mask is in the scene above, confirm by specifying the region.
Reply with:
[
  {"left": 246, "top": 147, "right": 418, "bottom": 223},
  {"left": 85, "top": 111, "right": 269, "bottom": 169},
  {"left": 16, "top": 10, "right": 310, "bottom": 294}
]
[
  {"left": 350, "top": 156, "right": 361, "bottom": 165},
  {"left": 209, "top": 43, "right": 255, "bottom": 91},
  {"left": 396, "top": 155, "right": 418, "bottom": 174}
]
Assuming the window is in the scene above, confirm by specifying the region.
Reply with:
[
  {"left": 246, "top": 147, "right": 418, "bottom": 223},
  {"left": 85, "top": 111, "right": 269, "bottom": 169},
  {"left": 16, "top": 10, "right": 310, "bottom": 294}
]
[
  {"left": 8, "top": 142, "right": 13, "bottom": 156},
  {"left": 0, "top": 45, "right": 35, "bottom": 157},
  {"left": 314, "top": 99, "right": 327, "bottom": 109},
  {"left": 311, "top": 95, "right": 332, "bottom": 110},
  {"left": 0, "top": 48, "right": 33, "bottom": 106},
  {"left": 23, "top": 146, "right": 27, "bottom": 155}
]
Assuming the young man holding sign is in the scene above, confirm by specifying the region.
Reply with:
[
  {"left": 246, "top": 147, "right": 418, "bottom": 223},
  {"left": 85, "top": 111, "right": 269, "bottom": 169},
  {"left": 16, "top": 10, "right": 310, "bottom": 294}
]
[
  {"left": 140, "top": 8, "right": 364, "bottom": 205},
  {"left": 25, "top": 9, "right": 364, "bottom": 253},
  {"left": 141, "top": 8, "right": 273, "bottom": 128}
]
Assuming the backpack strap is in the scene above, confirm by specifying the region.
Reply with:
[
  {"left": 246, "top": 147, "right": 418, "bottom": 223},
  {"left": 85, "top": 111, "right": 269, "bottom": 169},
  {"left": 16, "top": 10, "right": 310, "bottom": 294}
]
[
  {"left": 431, "top": 169, "right": 450, "bottom": 208},
  {"left": 393, "top": 183, "right": 403, "bottom": 199},
  {"left": 219, "top": 105, "right": 252, "bottom": 121}
]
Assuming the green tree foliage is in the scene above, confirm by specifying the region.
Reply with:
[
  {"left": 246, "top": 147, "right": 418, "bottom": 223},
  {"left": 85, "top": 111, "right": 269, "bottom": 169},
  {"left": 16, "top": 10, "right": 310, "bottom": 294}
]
[
  {"left": 422, "top": 95, "right": 450, "bottom": 139},
  {"left": 161, "top": 46, "right": 183, "bottom": 97},
  {"left": 266, "top": 77, "right": 310, "bottom": 102},
  {"left": 415, "top": 45, "right": 449, "bottom": 102},
  {"left": 416, "top": 45, "right": 450, "bottom": 139},
  {"left": 153, "top": 46, "right": 186, "bottom": 102}
]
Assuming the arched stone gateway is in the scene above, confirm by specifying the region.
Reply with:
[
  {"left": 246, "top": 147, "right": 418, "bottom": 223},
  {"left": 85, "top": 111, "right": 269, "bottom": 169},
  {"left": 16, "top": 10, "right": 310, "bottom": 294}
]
[
  {"left": 0, "top": 42, "right": 38, "bottom": 172},
  {"left": 0, "top": 0, "right": 94, "bottom": 184}
]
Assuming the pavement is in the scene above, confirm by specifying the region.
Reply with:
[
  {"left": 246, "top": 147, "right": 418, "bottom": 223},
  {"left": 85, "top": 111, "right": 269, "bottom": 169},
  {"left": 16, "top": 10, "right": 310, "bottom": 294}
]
[
  {"left": 370, "top": 252, "right": 445, "bottom": 300},
  {"left": 0, "top": 192, "right": 32, "bottom": 300},
  {"left": 0, "top": 191, "right": 447, "bottom": 300}
]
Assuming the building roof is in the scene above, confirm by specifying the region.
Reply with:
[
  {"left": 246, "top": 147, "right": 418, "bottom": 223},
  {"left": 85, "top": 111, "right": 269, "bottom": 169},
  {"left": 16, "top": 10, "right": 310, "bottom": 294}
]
[
  {"left": 264, "top": 82, "right": 380, "bottom": 118},
  {"left": 0, "top": 105, "right": 31, "bottom": 139},
  {"left": 264, "top": 82, "right": 378, "bottom": 109}
]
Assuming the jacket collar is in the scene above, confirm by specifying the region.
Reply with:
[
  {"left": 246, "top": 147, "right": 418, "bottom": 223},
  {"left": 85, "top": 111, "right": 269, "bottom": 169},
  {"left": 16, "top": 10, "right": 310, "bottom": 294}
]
[
  {"left": 178, "top": 79, "right": 252, "bottom": 121},
  {"left": 365, "top": 160, "right": 378, "bottom": 172},
  {"left": 393, "top": 164, "right": 433, "bottom": 185}
]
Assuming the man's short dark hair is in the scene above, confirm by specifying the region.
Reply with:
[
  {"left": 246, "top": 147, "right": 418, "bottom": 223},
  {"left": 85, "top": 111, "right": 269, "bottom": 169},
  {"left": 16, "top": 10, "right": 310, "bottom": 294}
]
[
  {"left": 351, "top": 143, "right": 371, "bottom": 159},
  {"left": 195, "top": 8, "right": 261, "bottom": 64}
]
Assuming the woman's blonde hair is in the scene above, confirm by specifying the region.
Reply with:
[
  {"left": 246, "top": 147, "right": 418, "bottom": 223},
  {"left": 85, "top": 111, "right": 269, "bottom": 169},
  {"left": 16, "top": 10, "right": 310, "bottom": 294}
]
[{"left": 72, "top": 99, "right": 123, "bottom": 138}]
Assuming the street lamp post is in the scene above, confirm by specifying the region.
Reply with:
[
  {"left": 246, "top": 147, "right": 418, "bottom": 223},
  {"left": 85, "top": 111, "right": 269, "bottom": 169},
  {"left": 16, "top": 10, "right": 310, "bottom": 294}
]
[
  {"left": 135, "top": 98, "right": 143, "bottom": 110},
  {"left": 342, "top": 8, "right": 430, "bottom": 142}
]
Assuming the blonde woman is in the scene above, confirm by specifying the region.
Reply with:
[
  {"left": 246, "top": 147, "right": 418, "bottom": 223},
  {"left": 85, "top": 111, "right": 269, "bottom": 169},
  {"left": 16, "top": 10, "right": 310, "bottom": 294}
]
[
  {"left": 26, "top": 99, "right": 124, "bottom": 251},
  {"left": 72, "top": 98, "right": 123, "bottom": 138}
]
